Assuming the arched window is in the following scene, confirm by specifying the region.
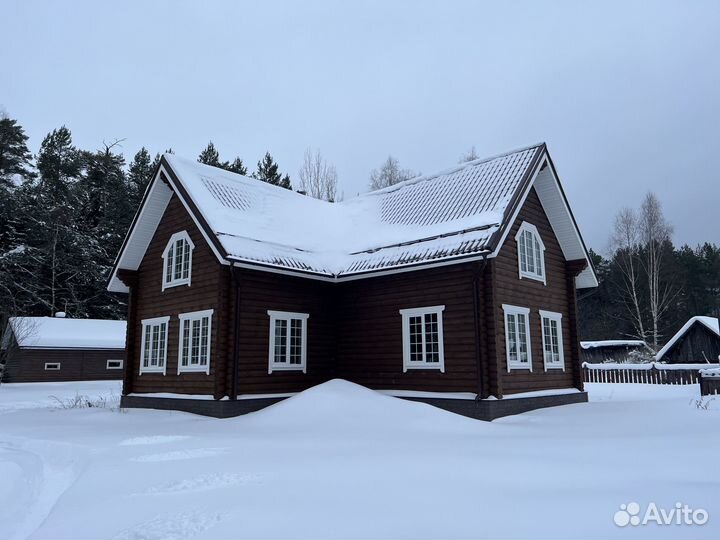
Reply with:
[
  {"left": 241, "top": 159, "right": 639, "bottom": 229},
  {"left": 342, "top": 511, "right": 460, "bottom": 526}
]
[
  {"left": 515, "top": 222, "right": 545, "bottom": 283},
  {"left": 162, "top": 231, "right": 194, "bottom": 290}
]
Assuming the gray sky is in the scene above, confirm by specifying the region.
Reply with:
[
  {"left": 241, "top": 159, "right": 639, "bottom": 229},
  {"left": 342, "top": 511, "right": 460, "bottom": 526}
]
[{"left": 2, "top": 0, "right": 719, "bottom": 253}]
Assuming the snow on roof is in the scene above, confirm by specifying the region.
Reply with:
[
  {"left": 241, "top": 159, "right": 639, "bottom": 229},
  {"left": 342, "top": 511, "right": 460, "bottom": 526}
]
[
  {"left": 109, "top": 142, "right": 599, "bottom": 291},
  {"left": 580, "top": 340, "right": 648, "bottom": 349},
  {"left": 655, "top": 316, "right": 720, "bottom": 361},
  {"left": 164, "top": 145, "right": 539, "bottom": 276},
  {"left": 7, "top": 317, "right": 126, "bottom": 349}
]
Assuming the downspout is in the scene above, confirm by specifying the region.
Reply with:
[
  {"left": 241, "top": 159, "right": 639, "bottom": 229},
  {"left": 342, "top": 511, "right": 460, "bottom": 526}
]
[
  {"left": 230, "top": 267, "right": 242, "bottom": 400},
  {"left": 473, "top": 255, "right": 489, "bottom": 400}
]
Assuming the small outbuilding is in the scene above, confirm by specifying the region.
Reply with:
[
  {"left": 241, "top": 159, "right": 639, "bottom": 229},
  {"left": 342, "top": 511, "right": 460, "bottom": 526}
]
[
  {"left": 580, "top": 340, "right": 652, "bottom": 364},
  {"left": 655, "top": 316, "right": 720, "bottom": 364},
  {"left": 0, "top": 315, "right": 126, "bottom": 382}
]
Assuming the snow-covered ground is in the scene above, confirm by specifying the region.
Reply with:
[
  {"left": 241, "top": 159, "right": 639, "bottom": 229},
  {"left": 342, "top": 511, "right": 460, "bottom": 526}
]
[{"left": 0, "top": 380, "right": 718, "bottom": 540}]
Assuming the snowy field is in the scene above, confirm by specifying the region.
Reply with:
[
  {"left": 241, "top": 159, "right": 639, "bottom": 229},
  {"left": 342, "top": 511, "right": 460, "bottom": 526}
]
[{"left": 0, "top": 380, "right": 718, "bottom": 540}]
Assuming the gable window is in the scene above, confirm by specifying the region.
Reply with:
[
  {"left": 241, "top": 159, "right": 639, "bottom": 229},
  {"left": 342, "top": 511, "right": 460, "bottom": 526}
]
[
  {"left": 162, "top": 231, "right": 195, "bottom": 291},
  {"left": 515, "top": 222, "right": 546, "bottom": 283},
  {"left": 178, "top": 309, "right": 213, "bottom": 374},
  {"left": 400, "top": 306, "right": 445, "bottom": 372},
  {"left": 106, "top": 359, "right": 124, "bottom": 370},
  {"left": 267, "top": 311, "right": 308, "bottom": 373},
  {"left": 44, "top": 362, "right": 61, "bottom": 371},
  {"left": 540, "top": 310, "right": 564, "bottom": 370},
  {"left": 139, "top": 316, "right": 169, "bottom": 375},
  {"left": 503, "top": 305, "right": 532, "bottom": 371}
]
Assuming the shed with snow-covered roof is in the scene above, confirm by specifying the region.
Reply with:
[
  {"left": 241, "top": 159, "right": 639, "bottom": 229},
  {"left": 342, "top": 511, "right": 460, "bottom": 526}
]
[
  {"left": 108, "top": 143, "right": 598, "bottom": 419},
  {"left": 655, "top": 316, "right": 720, "bottom": 364},
  {"left": 580, "top": 340, "right": 652, "bottom": 364},
  {"left": 0, "top": 315, "right": 126, "bottom": 383}
]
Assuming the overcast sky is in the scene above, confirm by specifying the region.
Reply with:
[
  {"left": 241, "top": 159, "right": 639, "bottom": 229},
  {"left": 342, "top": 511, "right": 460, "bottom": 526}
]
[{"left": 2, "top": 0, "right": 718, "bottom": 253}]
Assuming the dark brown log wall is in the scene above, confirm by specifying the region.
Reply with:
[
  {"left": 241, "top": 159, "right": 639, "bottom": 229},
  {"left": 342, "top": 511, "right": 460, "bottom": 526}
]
[
  {"left": 493, "top": 188, "right": 577, "bottom": 394},
  {"left": 126, "top": 193, "right": 227, "bottom": 397},
  {"left": 3, "top": 348, "right": 125, "bottom": 382},
  {"left": 335, "top": 264, "right": 480, "bottom": 393}
]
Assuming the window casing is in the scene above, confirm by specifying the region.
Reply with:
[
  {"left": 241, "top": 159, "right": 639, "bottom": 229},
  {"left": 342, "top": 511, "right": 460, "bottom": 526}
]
[
  {"left": 178, "top": 309, "right": 213, "bottom": 374},
  {"left": 267, "top": 311, "right": 308, "bottom": 373},
  {"left": 400, "top": 306, "right": 445, "bottom": 372},
  {"left": 162, "top": 231, "right": 195, "bottom": 291},
  {"left": 515, "top": 222, "right": 546, "bottom": 283},
  {"left": 106, "top": 359, "right": 124, "bottom": 370},
  {"left": 139, "top": 316, "right": 169, "bottom": 375},
  {"left": 44, "top": 362, "right": 61, "bottom": 371},
  {"left": 503, "top": 305, "right": 532, "bottom": 371},
  {"left": 540, "top": 310, "right": 565, "bottom": 370}
]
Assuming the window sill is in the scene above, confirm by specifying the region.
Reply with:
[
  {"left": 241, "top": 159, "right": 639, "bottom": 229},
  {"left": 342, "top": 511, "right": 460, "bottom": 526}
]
[
  {"left": 403, "top": 364, "right": 445, "bottom": 373},
  {"left": 507, "top": 364, "right": 533, "bottom": 372},
  {"left": 162, "top": 279, "right": 191, "bottom": 291},
  {"left": 139, "top": 369, "right": 166, "bottom": 375},
  {"left": 268, "top": 365, "right": 306, "bottom": 374},
  {"left": 544, "top": 365, "right": 566, "bottom": 371},
  {"left": 178, "top": 367, "right": 210, "bottom": 375},
  {"left": 519, "top": 272, "right": 546, "bottom": 285}
]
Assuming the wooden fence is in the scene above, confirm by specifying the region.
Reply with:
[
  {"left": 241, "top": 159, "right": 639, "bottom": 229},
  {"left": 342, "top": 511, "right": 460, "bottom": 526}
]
[{"left": 582, "top": 362, "right": 714, "bottom": 385}]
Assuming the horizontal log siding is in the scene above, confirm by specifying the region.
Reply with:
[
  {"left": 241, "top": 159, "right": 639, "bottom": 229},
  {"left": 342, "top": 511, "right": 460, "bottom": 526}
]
[
  {"left": 129, "top": 194, "right": 224, "bottom": 396},
  {"left": 4, "top": 348, "right": 125, "bottom": 382},
  {"left": 235, "top": 269, "right": 336, "bottom": 394},
  {"left": 335, "top": 264, "right": 479, "bottom": 392},
  {"left": 495, "top": 188, "right": 575, "bottom": 394}
]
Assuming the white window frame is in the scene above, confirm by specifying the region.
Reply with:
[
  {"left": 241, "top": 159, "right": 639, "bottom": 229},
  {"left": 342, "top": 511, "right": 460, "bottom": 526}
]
[
  {"left": 267, "top": 310, "right": 309, "bottom": 374},
  {"left": 177, "top": 309, "right": 213, "bottom": 375},
  {"left": 106, "top": 359, "right": 124, "bottom": 370},
  {"left": 540, "top": 310, "right": 565, "bottom": 371},
  {"left": 44, "top": 362, "right": 61, "bottom": 371},
  {"left": 503, "top": 304, "right": 532, "bottom": 371},
  {"left": 515, "top": 221, "right": 546, "bottom": 284},
  {"left": 139, "top": 316, "right": 170, "bottom": 375},
  {"left": 161, "top": 231, "right": 195, "bottom": 291},
  {"left": 400, "top": 305, "right": 445, "bottom": 373}
]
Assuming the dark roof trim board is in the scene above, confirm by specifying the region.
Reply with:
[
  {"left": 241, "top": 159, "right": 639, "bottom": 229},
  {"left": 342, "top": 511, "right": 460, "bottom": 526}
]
[{"left": 108, "top": 144, "right": 598, "bottom": 292}]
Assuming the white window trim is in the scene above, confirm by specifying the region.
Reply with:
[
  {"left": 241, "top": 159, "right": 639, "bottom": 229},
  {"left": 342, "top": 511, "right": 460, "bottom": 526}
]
[
  {"left": 139, "top": 316, "right": 170, "bottom": 375},
  {"left": 161, "top": 231, "right": 195, "bottom": 291},
  {"left": 177, "top": 309, "right": 214, "bottom": 375},
  {"left": 515, "top": 221, "right": 546, "bottom": 285},
  {"left": 267, "top": 310, "right": 309, "bottom": 374},
  {"left": 400, "top": 305, "right": 445, "bottom": 373},
  {"left": 106, "top": 359, "right": 124, "bottom": 370},
  {"left": 540, "top": 310, "right": 565, "bottom": 371},
  {"left": 44, "top": 362, "right": 61, "bottom": 371},
  {"left": 503, "top": 304, "right": 532, "bottom": 372}
]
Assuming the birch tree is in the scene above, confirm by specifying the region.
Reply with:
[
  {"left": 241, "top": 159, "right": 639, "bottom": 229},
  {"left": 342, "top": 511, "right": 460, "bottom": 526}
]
[
  {"left": 368, "top": 156, "right": 417, "bottom": 190},
  {"left": 611, "top": 207, "right": 646, "bottom": 341},
  {"left": 298, "top": 148, "right": 338, "bottom": 202}
]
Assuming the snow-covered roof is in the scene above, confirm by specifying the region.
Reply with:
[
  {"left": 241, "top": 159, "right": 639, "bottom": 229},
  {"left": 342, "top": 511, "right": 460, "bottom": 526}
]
[
  {"left": 5, "top": 317, "right": 126, "bottom": 350},
  {"left": 655, "top": 316, "right": 720, "bottom": 361},
  {"left": 580, "top": 340, "right": 648, "bottom": 350},
  {"left": 109, "top": 143, "right": 598, "bottom": 292}
]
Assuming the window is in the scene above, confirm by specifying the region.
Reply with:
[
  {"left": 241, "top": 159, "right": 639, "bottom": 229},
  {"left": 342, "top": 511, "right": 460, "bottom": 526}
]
[
  {"left": 400, "top": 306, "right": 445, "bottom": 372},
  {"left": 267, "top": 311, "right": 308, "bottom": 373},
  {"left": 540, "top": 310, "right": 564, "bottom": 370},
  {"left": 44, "top": 362, "right": 61, "bottom": 370},
  {"left": 162, "top": 231, "right": 194, "bottom": 290},
  {"left": 139, "top": 316, "right": 169, "bottom": 375},
  {"left": 515, "top": 222, "right": 545, "bottom": 283},
  {"left": 503, "top": 305, "right": 532, "bottom": 371},
  {"left": 178, "top": 309, "right": 213, "bottom": 374},
  {"left": 106, "top": 359, "right": 124, "bottom": 370}
]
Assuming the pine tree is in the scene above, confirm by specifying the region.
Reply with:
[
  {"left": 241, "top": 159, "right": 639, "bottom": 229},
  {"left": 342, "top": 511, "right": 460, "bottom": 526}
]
[
  {"left": 127, "top": 147, "right": 154, "bottom": 207},
  {"left": 198, "top": 142, "right": 222, "bottom": 167},
  {"left": 0, "top": 114, "right": 34, "bottom": 187},
  {"left": 226, "top": 157, "right": 248, "bottom": 176},
  {"left": 253, "top": 152, "right": 291, "bottom": 189}
]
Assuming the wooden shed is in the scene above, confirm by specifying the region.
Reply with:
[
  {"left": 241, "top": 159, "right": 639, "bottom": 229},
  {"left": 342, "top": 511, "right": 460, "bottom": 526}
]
[
  {"left": 580, "top": 340, "right": 652, "bottom": 364},
  {"left": 0, "top": 315, "right": 126, "bottom": 382},
  {"left": 655, "top": 316, "right": 720, "bottom": 364}
]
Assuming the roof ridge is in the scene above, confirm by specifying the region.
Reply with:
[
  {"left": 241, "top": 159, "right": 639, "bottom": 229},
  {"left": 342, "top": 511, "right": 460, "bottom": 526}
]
[{"left": 359, "top": 142, "right": 546, "bottom": 199}]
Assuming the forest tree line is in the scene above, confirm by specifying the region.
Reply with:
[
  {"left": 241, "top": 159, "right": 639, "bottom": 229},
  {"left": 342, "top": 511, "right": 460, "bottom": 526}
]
[{"left": 1, "top": 112, "right": 718, "bottom": 350}]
